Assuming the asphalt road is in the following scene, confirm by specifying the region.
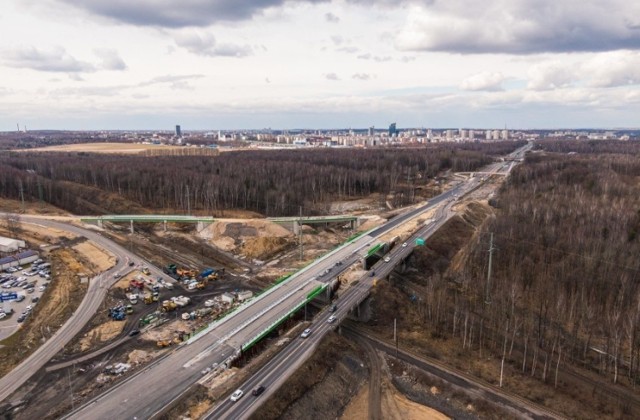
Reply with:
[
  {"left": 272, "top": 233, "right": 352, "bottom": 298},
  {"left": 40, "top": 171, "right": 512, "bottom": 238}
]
[
  {"left": 0, "top": 216, "right": 172, "bottom": 403},
  {"left": 204, "top": 143, "right": 531, "bottom": 419}
]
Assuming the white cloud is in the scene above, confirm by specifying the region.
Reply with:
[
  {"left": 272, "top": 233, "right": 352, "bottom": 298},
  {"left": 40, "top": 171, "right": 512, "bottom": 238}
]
[
  {"left": 94, "top": 48, "right": 127, "bottom": 70},
  {"left": 396, "top": 0, "right": 640, "bottom": 54},
  {"left": 527, "top": 61, "right": 578, "bottom": 90},
  {"left": 3, "top": 46, "right": 95, "bottom": 73},
  {"left": 173, "top": 32, "right": 253, "bottom": 57},
  {"left": 324, "top": 72, "right": 340, "bottom": 80},
  {"left": 460, "top": 72, "right": 505, "bottom": 91},
  {"left": 585, "top": 51, "right": 640, "bottom": 87}
]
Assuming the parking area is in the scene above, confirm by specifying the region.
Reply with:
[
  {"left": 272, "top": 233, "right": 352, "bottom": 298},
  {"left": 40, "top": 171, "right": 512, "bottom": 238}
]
[{"left": 0, "top": 259, "right": 51, "bottom": 341}]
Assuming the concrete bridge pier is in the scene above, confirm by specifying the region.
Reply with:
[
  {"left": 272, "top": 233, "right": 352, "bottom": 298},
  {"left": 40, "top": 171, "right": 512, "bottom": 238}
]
[
  {"left": 349, "top": 297, "right": 371, "bottom": 322},
  {"left": 129, "top": 220, "right": 134, "bottom": 234},
  {"left": 163, "top": 220, "right": 167, "bottom": 232},
  {"left": 293, "top": 221, "right": 300, "bottom": 235},
  {"left": 196, "top": 221, "right": 212, "bottom": 232}
]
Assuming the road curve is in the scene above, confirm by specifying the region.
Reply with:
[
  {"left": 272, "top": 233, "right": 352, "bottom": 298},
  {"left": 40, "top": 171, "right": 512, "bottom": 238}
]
[{"left": 0, "top": 216, "right": 164, "bottom": 403}]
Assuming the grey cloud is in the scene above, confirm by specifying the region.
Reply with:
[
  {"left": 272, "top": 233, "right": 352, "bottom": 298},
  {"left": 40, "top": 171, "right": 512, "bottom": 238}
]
[
  {"left": 174, "top": 32, "right": 252, "bottom": 57},
  {"left": 94, "top": 48, "right": 127, "bottom": 70},
  {"left": 324, "top": 73, "right": 340, "bottom": 80},
  {"left": 357, "top": 53, "right": 391, "bottom": 62},
  {"left": 325, "top": 12, "right": 340, "bottom": 23},
  {"left": 61, "top": 0, "right": 329, "bottom": 27},
  {"left": 337, "top": 46, "right": 359, "bottom": 53},
  {"left": 3, "top": 47, "right": 95, "bottom": 73},
  {"left": 330, "top": 35, "right": 344, "bottom": 46},
  {"left": 395, "top": 0, "right": 640, "bottom": 54},
  {"left": 352, "top": 73, "right": 371, "bottom": 80}
]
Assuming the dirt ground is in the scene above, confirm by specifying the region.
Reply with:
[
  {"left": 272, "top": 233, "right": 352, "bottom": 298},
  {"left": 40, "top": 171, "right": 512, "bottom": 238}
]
[
  {"left": 78, "top": 321, "right": 125, "bottom": 352},
  {"left": 0, "top": 198, "right": 69, "bottom": 216},
  {"left": 23, "top": 142, "right": 187, "bottom": 154},
  {"left": 380, "top": 380, "right": 450, "bottom": 420},
  {"left": 71, "top": 241, "right": 115, "bottom": 272},
  {"left": 200, "top": 219, "right": 294, "bottom": 260}
]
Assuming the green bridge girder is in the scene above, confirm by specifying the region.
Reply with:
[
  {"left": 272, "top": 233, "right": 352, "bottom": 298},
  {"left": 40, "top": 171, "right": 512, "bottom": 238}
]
[{"left": 81, "top": 214, "right": 359, "bottom": 224}]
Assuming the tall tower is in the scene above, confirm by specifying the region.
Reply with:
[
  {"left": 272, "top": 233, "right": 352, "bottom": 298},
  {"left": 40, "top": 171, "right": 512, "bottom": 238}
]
[
  {"left": 175, "top": 125, "right": 182, "bottom": 137},
  {"left": 388, "top": 123, "right": 397, "bottom": 137}
]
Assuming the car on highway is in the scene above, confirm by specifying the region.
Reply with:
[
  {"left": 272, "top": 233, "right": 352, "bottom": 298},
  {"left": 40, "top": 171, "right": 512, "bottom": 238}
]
[
  {"left": 402, "top": 242, "right": 408, "bottom": 247},
  {"left": 330, "top": 304, "right": 337, "bottom": 312},
  {"left": 0, "top": 313, "right": 6, "bottom": 320},
  {"left": 300, "top": 328, "right": 312, "bottom": 338},
  {"left": 129, "top": 329, "right": 140, "bottom": 337},
  {"left": 252, "top": 385, "right": 265, "bottom": 396},
  {"left": 230, "top": 389, "right": 244, "bottom": 402},
  {"left": 113, "top": 273, "right": 121, "bottom": 278},
  {"left": 327, "top": 315, "right": 337, "bottom": 324},
  {"left": 384, "top": 257, "right": 391, "bottom": 263}
]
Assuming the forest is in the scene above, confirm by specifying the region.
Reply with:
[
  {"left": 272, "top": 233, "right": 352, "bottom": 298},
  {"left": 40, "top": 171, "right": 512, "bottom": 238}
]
[
  {"left": 0, "top": 141, "right": 523, "bottom": 216},
  {"left": 413, "top": 139, "right": 640, "bottom": 399}
]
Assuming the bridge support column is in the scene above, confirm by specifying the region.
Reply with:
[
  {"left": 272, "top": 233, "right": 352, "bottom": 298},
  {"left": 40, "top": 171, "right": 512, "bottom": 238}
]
[
  {"left": 129, "top": 220, "right": 134, "bottom": 234},
  {"left": 196, "top": 221, "right": 212, "bottom": 232},
  {"left": 97, "top": 220, "right": 103, "bottom": 229},
  {"left": 293, "top": 221, "right": 300, "bottom": 235},
  {"left": 163, "top": 220, "right": 167, "bottom": 232}
]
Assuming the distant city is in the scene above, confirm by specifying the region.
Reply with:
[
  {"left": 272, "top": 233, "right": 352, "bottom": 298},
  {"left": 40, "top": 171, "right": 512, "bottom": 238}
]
[{"left": 2, "top": 124, "right": 639, "bottom": 151}]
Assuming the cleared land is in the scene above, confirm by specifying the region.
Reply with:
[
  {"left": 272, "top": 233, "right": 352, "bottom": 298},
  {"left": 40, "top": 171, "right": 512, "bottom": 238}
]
[{"left": 22, "top": 142, "right": 187, "bottom": 154}]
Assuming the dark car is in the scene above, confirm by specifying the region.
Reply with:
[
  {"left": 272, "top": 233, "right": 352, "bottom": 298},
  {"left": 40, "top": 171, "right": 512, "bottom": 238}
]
[
  {"left": 330, "top": 304, "right": 337, "bottom": 312},
  {"left": 252, "top": 385, "right": 265, "bottom": 396},
  {"left": 31, "top": 297, "right": 40, "bottom": 303},
  {"left": 129, "top": 329, "right": 140, "bottom": 337},
  {"left": 128, "top": 262, "right": 135, "bottom": 267}
]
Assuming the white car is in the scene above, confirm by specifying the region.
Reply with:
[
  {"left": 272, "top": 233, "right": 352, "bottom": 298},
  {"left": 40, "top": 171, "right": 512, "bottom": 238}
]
[
  {"left": 402, "top": 242, "right": 408, "bottom": 247},
  {"left": 301, "top": 328, "right": 312, "bottom": 338},
  {"left": 384, "top": 257, "right": 391, "bottom": 263},
  {"left": 327, "top": 315, "right": 337, "bottom": 324},
  {"left": 230, "top": 389, "right": 244, "bottom": 402},
  {"left": 0, "top": 313, "right": 6, "bottom": 320}
]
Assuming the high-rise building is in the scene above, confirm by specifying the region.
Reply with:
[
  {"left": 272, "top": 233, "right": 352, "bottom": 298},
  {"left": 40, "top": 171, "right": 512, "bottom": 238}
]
[
  {"left": 388, "top": 123, "right": 397, "bottom": 137},
  {"left": 175, "top": 125, "right": 182, "bottom": 137},
  {"left": 368, "top": 126, "right": 375, "bottom": 136}
]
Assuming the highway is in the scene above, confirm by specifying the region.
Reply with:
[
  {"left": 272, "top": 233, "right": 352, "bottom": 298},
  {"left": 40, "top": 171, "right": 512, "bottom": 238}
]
[
  {"left": 0, "top": 216, "right": 170, "bottom": 403},
  {"left": 204, "top": 144, "right": 530, "bottom": 419},
  {"left": 0, "top": 143, "right": 530, "bottom": 415}
]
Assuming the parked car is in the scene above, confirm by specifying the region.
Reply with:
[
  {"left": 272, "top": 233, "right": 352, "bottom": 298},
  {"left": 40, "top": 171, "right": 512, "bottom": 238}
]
[
  {"left": 31, "top": 297, "right": 40, "bottom": 303},
  {"left": 230, "top": 389, "right": 244, "bottom": 402},
  {"left": 252, "top": 385, "right": 265, "bottom": 396}
]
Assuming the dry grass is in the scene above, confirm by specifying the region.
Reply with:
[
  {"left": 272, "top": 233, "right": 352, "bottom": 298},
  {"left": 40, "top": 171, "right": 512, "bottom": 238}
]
[{"left": 23, "top": 142, "right": 187, "bottom": 154}]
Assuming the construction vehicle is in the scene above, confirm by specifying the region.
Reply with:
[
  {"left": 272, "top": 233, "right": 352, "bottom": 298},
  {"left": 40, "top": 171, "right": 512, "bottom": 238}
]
[
  {"left": 161, "top": 300, "right": 177, "bottom": 312},
  {"left": 139, "top": 312, "right": 160, "bottom": 326},
  {"left": 127, "top": 293, "right": 138, "bottom": 305},
  {"left": 109, "top": 305, "right": 126, "bottom": 321},
  {"left": 156, "top": 339, "right": 172, "bottom": 348},
  {"left": 152, "top": 291, "right": 159, "bottom": 302},
  {"left": 172, "top": 296, "right": 191, "bottom": 307},
  {"left": 141, "top": 267, "right": 150, "bottom": 276},
  {"left": 177, "top": 267, "right": 197, "bottom": 278},
  {"left": 143, "top": 293, "right": 154, "bottom": 305},
  {"left": 130, "top": 279, "right": 144, "bottom": 290},
  {"left": 126, "top": 304, "right": 134, "bottom": 314},
  {"left": 196, "top": 281, "right": 206, "bottom": 290}
]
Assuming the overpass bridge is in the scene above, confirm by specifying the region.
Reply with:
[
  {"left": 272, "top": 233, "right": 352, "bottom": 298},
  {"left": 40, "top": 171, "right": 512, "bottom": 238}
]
[{"left": 80, "top": 214, "right": 361, "bottom": 233}]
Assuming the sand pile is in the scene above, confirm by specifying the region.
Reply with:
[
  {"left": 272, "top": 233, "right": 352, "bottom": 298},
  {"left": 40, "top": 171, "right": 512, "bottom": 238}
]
[{"left": 200, "top": 220, "right": 294, "bottom": 260}]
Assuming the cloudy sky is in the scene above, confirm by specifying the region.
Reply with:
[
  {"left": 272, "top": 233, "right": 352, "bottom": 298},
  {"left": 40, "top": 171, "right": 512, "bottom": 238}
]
[{"left": 1, "top": 0, "right": 640, "bottom": 130}]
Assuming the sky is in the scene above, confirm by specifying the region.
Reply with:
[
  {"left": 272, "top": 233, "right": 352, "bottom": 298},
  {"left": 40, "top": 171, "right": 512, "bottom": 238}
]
[{"left": 1, "top": 0, "right": 640, "bottom": 130}]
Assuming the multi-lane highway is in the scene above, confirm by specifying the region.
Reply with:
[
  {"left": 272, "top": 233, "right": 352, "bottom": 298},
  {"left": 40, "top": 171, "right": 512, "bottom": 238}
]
[
  {"left": 0, "top": 142, "right": 530, "bottom": 415},
  {"left": 205, "top": 144, "right": 530, "bottom": 419}
]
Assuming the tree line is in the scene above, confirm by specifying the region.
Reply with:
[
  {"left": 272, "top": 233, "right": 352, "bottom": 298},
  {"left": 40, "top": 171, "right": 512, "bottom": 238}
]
[
  {"left": 0, "top": 142, "right": 523, "bottom": 216},
  {"left": 413, "top": 140, "right": 640, "bottom": 393}
]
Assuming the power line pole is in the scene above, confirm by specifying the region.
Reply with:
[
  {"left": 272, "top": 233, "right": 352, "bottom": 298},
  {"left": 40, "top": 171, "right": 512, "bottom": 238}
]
[
  {"left": 485, "top": 232, "right": 495, "bottom": 305},
  {"left": 19, "top": 182, "right": 25, "bottom": 214},
  {"left": 299, "top": 206, "right": 303, "bottom": 261}
]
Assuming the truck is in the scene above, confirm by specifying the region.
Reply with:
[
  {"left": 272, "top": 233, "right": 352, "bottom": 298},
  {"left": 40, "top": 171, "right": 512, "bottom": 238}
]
[
  {"left": 141, "top": 267, "right": 150, "bottom": 276},
  {"left": 126, "top": 304, "right": 134, "bottom": 314},
  {"left": 143, "top": 293, "right": 154, "bottom": 305},
  {"left": 172, "top": 296, "right": 191, "bottom": 307},
  {"left": 127, "top": 293, "right": 138, "bottom": 305}
]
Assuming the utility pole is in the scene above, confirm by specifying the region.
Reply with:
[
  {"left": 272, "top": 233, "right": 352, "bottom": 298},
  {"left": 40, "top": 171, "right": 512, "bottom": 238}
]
[
  {"left": 19, "top": 182, "right": 25, "bottom": 214},
  {"left": 394, "top": 318, "right": 398, "bottom": 357},
  {"left": 299, "top": 206, "right": 303, "bottom": 261},
  {"left": 37, "top": 178, "right": 43, "bottom": 209},
  {"left": 485, "top": 232, "right": 495, "bottom": 305},
  {"left": 186, "top": 184, "right": 191, "bottom": 215}
]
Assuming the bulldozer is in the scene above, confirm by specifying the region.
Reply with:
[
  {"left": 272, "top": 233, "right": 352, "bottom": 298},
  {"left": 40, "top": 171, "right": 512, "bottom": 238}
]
[
  {"left": 161, "top": 300, "right": 177, "bottom": 312},
  {"left": 156, "top": 339, "right": 172, "bottom": 348}
]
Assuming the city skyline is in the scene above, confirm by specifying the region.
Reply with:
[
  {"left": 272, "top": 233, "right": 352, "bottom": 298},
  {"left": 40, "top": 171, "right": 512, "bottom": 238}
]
[{"left": 1, "top": 0, "right": 640, "bottom": 130}]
